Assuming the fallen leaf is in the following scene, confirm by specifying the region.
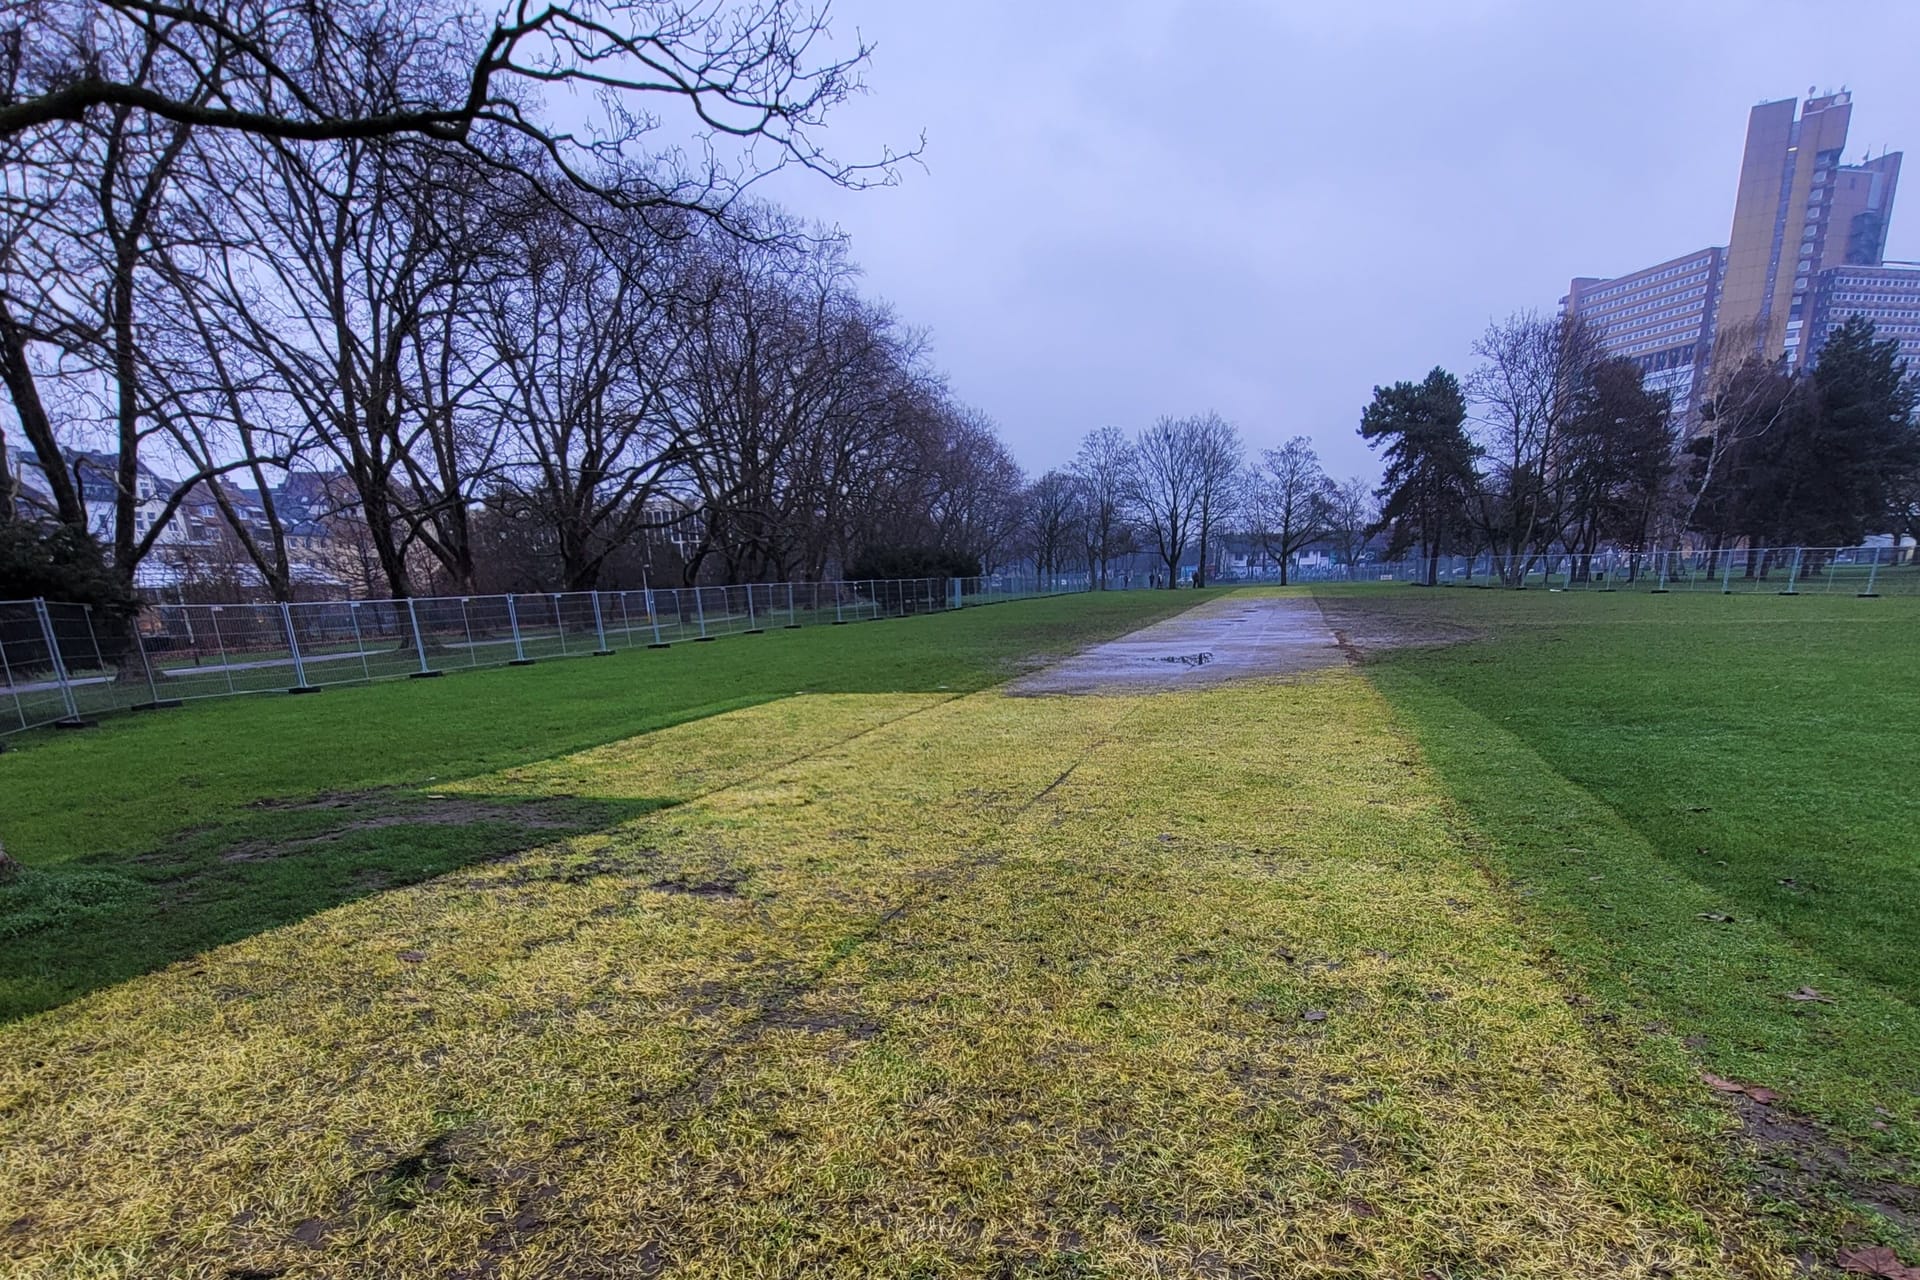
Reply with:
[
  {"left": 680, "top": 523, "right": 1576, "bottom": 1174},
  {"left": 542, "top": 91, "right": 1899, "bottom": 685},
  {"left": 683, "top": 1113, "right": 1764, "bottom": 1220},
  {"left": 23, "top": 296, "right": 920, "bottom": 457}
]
[
  {"left": 1301, "top": 1009, "right": 1327, "bottom": 1023},
  {"left": 1697, "top": 911, "right": 1736, "bottom": 923},
  {"left": 1786, "top": 987, "right": 1836, "bottom": 1004},
  {"left": 1837, "top": 1245, "right": 1920, "bottom": 1278},
  {"left": 397, "top": 950, "right": 427, "bottom": 964},
  {"left": 1701, "top": 1072, "right": 1783, "bottom": 1104}
]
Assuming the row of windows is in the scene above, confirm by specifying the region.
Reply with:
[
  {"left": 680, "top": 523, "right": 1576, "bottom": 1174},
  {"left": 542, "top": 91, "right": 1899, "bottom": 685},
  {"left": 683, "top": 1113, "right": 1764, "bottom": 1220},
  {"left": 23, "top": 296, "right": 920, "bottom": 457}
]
[
  {"left": 1618, "top": 328, "right": 1701, "bottom": 355},
  {"left": 1826, "top": 288, "right": 1920, "bottom": 302},
  {"left": 1635, "top": 346, "right": 1696, "bottom": 372},
  {"left": 1580, "top": 285, "right": 1711, "bottom": 324},
  {"left": 1601, "top": 315, "right": 1706, "bottom": 346},
  {"left": 1582, "top": 264, "right": 1714, "bottom": 305},
  {"left": 1602, "top": 315, "right": 1700, "bottom": 341}
]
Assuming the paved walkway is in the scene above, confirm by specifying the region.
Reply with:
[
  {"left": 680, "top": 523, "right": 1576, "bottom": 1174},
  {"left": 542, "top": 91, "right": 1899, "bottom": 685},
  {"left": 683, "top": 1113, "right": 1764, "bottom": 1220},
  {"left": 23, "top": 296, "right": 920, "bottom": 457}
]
[{"left": 1008, "top": 593, "right": 1344, "bottom": 694}]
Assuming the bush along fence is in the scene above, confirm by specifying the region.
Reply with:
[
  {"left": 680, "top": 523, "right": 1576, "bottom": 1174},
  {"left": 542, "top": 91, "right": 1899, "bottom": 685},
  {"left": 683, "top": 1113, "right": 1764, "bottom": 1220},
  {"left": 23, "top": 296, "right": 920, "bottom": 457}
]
[
  {"left": 0, "top": 574, "right": 1091, "bottom": 737},
  {"left": 1310, "top": 544, "right": 1918, "bottom": 594}
]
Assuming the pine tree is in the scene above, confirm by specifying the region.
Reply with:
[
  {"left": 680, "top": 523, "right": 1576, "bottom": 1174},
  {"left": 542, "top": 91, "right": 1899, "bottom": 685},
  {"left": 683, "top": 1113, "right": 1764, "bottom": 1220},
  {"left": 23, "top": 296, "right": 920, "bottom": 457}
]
[{"left": 1359, "top": 368, "right": 1477, "bottom": 586}]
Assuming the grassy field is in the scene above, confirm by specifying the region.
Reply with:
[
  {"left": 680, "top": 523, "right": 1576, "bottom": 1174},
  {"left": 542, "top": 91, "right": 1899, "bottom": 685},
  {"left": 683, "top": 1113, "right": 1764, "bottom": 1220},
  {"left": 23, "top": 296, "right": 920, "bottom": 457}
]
[
  {"left": 1316, "top": 585, "right": 1920, "bottom": 1259},
  {"left": 1, "top": 649, "right": 1770, "bottom": 1278},
  {"left": 0, "top": 584, "right": 1913, "bottom": 1275},
  {"left": 0, "top": 590, "right": 1209, "bottom": 1022}
]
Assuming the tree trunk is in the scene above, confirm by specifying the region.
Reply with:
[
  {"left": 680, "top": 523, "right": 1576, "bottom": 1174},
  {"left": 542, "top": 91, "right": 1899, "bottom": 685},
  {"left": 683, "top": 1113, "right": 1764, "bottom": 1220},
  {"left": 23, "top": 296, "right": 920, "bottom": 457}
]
[
  {"left": 0, "top": 298, "right": 85, "bottom": 529},
  {"left": 111, "top": 245, "right": 142, "bottom": 591}
]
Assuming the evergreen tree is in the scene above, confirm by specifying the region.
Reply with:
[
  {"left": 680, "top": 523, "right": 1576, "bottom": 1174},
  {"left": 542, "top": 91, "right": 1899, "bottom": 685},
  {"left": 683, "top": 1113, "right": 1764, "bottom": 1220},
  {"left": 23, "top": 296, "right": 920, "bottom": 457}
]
[
  {"left": 1773, "top": 316, "right": 1920, "bottom": 547},
  {"left": 1358, "top": 368, "right": 1477, "bottom": 586}
]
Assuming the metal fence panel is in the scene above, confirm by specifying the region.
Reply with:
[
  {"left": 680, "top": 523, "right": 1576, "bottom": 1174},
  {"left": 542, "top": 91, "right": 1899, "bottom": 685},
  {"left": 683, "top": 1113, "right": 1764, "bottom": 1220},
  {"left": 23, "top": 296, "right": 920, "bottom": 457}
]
[{"left": 3, "top": 553, "right": 1912, "bottom": 737}]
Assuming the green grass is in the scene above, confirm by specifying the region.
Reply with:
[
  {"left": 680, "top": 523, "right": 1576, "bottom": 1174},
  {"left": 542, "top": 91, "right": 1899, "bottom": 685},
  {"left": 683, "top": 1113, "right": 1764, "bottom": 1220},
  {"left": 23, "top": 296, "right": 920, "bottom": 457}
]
[
  {"left": 1318, "top": 584, "right": 1920, "bottom": 1250},
  {"left": 6, "top": 581, "right": 1916, "bottom": 1272},
  {"left": 0, "top": 663, "right": 1768, "bottom": 1277},
  {"left": 0, "top": 590, "right": 1210, "bottom": 1021}
]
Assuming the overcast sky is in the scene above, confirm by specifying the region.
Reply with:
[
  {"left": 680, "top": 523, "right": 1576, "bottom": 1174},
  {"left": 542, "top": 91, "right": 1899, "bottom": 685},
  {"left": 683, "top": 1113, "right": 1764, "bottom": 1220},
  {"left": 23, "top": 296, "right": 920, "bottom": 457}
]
[{"left": 753, "top": 0, "right": 1920, "bottom": 483}]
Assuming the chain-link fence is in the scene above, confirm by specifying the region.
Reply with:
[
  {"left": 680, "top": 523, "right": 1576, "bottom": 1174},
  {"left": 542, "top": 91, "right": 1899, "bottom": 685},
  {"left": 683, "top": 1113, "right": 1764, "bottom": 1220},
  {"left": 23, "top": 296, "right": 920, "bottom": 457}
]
[{"left": 0, "top": 574, "right": 1098, "bottom": 737}]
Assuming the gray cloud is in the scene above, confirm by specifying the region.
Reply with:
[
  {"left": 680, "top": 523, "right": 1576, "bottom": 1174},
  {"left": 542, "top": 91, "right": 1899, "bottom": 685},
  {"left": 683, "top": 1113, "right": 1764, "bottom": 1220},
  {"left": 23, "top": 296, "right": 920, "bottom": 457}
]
[{"left": 761, "top": 0, "right": 1920, "bottom": 481}]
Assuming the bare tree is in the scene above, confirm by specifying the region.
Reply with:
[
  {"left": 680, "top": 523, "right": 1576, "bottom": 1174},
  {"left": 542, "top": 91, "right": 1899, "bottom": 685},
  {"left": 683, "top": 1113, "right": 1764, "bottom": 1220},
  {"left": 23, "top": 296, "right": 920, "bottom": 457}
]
[
  {"left": 1323, "top": 475, "right": 1377, "bottom": 577},
  {"left": 1683, "top": 318, "right": 1786, "bottom": 537},
  {"left": 0, "top": 16, "right": 268, "bottom": 586},
  {"left": 1247, "top": 436, "right": 1328, "bottom": 586},
  {"left": 1129, "top": 413, "right": 1241, "bottom": 588},
  {"left": 913, "top": 404, "right": 1025, "bottom": 574},
  {"left": 1188, "top": 412, "right": 1242, "bottom": 588},
  {"left": 3, "top": 0, "right": 913, "bottom": 212},
  {"left": 1129, "top": 416, "right": 1198, "bottom": 588},
  {"left": 1021, "top": 469, "right": 1084, "bottom": 580},
  {"left": 479, "top": 198, "right": 690, "bottom": 588},
  {"left": 1070, "top": 425, "right": 1133, "bottom": 588},
  {"left": 670, "top": 227, "right": 939, "bottom": 582},
  {"left": 0, "top": 0, "right": 921, "bottom": 599},
  {"left": 1556, "top": 358, "right": 1674, "bottom": 579},
  {"left": 1466, "top": 311, "right": 1607, "bottom": 583}
]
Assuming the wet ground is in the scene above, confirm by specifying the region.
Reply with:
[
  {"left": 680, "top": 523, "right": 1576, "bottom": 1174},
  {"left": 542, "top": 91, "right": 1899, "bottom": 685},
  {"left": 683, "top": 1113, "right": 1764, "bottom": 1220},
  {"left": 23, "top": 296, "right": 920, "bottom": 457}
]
[{"left": 1007, "top": 594, "right": 1345, "bottom": 695}]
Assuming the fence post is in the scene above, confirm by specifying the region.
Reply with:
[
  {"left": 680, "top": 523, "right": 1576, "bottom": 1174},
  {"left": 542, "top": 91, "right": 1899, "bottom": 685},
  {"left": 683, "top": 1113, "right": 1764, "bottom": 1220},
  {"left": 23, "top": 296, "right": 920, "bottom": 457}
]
[
  {"left": 348, "top": 602, "right": 371, "bottom": 682},
  {"left": 1781, "top": 547, "right": 1803, "bottom": 596},
  {"left": 1722, "top": 548, "right": 1736, "bottom": 594},
  {"left": 79, "top": 605, "right": 112, "bottom": 708},
  {"left": 694, "top": 586, "right": 711, "bottom": 640},
  {"left": 648, "top": 592, "right": 668, "bottom": 648},
  {"left": 745, "top": 584, "right": 761, "bottom": 634},
  {"left": 406, "top": 598, "right": 443, "bottom": 677},
  {"left": 208, "top": 606, "right": 236, "bottom": 694},
  {"left": 1651, "top": 550, "right": 1670, "bottom": 593},
  {"left": 507, "top": 594, "right": 534, "bottom": 664},
  {"left": 280, "top": 602, "right": 318, "bottom": 694},
  {"left": 834, "top": 587, "right": 845, "bottom": 625},
  {"left": 591, "top": 591, "right": 613, "bottom": 655},
  {"left": 461, "top": 598, "right": 479, "bottom": 668},
  {"left": 32, "top": 601, "right": 82, "bottom": 725},
  {"left": 0, "top": 615, "right": 26, "bottom": 731},
  {"left": 128, "top": 604, "right": 168, "bottom": 708},
  {"left": 1861, "top": 548, "right": 1882, "bottom": 597},
  {"left": 786, "top": 582, "right": 799, "bottom": 628}
]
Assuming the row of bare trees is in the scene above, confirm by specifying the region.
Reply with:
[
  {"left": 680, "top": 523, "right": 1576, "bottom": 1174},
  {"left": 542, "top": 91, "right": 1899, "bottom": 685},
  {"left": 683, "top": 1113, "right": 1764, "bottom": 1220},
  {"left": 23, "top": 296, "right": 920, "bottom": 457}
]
[
  {"left": 2, "top": 0, "right": 1037, "bottom": 600},
  {"left": 1012, "top": 417, "right": 1378, "bottom": 588}
]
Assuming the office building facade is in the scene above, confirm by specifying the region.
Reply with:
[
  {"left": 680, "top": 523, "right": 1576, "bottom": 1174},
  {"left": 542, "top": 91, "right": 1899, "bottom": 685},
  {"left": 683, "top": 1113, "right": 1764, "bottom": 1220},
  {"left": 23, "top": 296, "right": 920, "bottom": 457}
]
[
  {"left": 1563, "top": 90, "right": 1907, "bottom": 423},
  {"left": 1803, "top": 264, "right": 1920, "bottom": 367},
  {"left": 1562, "top": 247, "right": 1724, "bottom": 413}
]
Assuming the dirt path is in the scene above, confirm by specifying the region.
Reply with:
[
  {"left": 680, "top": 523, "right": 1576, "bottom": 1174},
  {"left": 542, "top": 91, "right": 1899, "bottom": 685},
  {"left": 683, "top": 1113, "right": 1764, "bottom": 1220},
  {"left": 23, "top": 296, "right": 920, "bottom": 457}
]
[{"left": 1007, "top": 593, "right": 1344, "bottom": 694}]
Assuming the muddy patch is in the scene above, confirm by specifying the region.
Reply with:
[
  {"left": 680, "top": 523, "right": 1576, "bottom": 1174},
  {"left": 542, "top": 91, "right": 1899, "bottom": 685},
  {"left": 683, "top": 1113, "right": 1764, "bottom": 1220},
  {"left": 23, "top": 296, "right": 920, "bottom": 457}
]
[
  {"left": 216, "top": 791, "right": 597, "bottom": 863},
  {"left": 1007, "top": 596, "right": 1345, "bottom": 695},
  {"left": 1308, "top": 595, "right": 1483, "bottom": 659},
  {"left": 1723, "top": 1090, "right": 1920, "bottom": 1241}
]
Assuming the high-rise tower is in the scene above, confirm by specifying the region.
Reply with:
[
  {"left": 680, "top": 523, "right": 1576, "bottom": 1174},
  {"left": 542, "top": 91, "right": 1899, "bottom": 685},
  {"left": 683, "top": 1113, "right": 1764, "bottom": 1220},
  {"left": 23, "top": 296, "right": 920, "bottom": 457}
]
[
  {"left": 1715, "top": 91, "right": 1902, "bottom": 369},
  {"left": 1566, "top": 90, "right": 1908, "bottom": 424}
]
